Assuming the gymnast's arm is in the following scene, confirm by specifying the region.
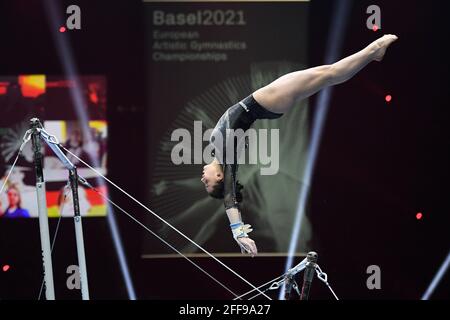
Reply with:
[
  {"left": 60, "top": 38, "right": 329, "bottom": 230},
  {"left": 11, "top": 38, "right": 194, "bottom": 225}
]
[
  {"left": 225, "top": 207, "right": 257, "bottom": 256},
  {"left": 223, "top": 164, "right": 258, "bottom": 256}
]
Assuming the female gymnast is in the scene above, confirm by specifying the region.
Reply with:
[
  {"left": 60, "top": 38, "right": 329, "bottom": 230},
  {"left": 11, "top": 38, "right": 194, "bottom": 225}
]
[{"left": 201, "top": 34, "right": 398, "bottom": 256}]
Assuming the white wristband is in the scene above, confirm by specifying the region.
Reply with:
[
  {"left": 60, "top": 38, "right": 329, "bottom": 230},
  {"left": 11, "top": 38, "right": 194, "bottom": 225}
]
[{"left": 230, "top": 222, "right": 253, "bottom": 240}]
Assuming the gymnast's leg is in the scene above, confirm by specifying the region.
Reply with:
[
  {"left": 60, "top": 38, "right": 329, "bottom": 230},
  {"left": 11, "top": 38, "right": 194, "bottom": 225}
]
[{"left": 252, "top": 34, "right": 398, "bottom": 114}]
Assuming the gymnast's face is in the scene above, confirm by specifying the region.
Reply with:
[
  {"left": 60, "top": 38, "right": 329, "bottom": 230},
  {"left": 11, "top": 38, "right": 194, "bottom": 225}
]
[{"left": 201, "top": 162, "right": 223, "bottom": 193}]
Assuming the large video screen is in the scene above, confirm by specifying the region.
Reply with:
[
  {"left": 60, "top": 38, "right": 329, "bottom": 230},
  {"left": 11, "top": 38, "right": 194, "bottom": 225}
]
[
  {"left": 0, "top": 75, "right": 108, "bottom": 218},
  {"left": 144, "top": 1, "right": 311, "bottom": 255}
]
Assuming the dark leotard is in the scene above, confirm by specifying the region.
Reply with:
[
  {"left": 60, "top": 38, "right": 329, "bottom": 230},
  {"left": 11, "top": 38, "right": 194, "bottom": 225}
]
[{"left": 209, "top": 94, "right": 282, "bottom": 209}]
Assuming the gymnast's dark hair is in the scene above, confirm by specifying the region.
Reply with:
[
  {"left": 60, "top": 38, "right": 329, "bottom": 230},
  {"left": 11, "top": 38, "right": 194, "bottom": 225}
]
[{"left": 208, "top": 180, "right": 243, "bottom": 203}]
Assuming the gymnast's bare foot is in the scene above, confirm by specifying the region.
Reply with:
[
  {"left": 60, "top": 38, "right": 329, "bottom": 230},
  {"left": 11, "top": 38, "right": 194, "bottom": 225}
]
[{"left": 372, "top": 34, "right": 398, "bottom": 62}]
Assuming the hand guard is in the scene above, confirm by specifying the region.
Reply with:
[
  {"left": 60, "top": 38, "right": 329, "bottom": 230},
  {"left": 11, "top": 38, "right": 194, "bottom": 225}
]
[{"left": 230, "top": 222, "right": 253, "bottom": 240}]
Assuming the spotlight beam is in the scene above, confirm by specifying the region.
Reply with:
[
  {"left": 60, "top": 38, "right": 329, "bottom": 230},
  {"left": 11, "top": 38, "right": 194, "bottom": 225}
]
[
  {"left": 279, "top": 0, "right": 353, "bottom": 300},
  {"left": 43, "top": 0, "right": 136, "bottom": 300},
  {"left": 421, "top": 250, "right": 450, "bottom": 300}
]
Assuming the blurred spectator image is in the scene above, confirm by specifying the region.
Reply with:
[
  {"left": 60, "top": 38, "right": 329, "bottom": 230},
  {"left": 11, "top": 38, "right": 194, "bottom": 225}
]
[{"left": 0, "top": 185, "right": 30, "bottom": 218}]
